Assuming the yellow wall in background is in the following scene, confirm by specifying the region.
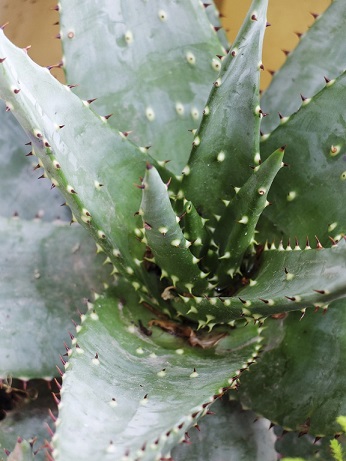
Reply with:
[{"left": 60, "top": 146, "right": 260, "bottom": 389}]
[
  {"left": 0, "top": 0, "right": 63, "bottom": 80},
  {"left": 0, "top": 0, "right": 331, "bottom": 87},
  {"left": 216, "top": 0, "right": 330, "bottom": 89}
]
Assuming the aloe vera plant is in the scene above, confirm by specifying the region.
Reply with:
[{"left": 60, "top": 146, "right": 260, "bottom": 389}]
[{"left": 1, "top": 0, "right": 346, "bottom": 459}]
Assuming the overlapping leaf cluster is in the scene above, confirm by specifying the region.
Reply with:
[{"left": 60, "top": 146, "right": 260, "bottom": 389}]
[{"left": 0, "top": 0, "right": 346, "bottom": 460}]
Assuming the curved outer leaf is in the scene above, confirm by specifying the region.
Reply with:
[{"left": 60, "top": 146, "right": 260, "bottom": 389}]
[
  {"left": 259, "top": 72, "right": 346, "bottom": 245},
  {"left": 183, "top": 0, "right": 268, "bottom": 222},
  {"left": 172, "top": 239, "right": 346, "bottom": 325},
  {"left": 261, "top": 0, "right": 346, "bottom": 133},
  {"left": 237, "top": 303, "right": 346, "bottom": 436},
  {"left": 59, "top": 0, "right": 226, "bottom": 174},
  {"left": 172, "top": 399, "right": 277, "bottom": 461},
  {"left": 0, "top": 31, "right": 181, "bottom": 286},
  {"left": 53, "top": 284, "right": 260, "bottom": 461},
  {"left": 0, "top": 102, "right": 70, "bottom": 221},
  {"left": 0, "top": 30, "right": 176, "bottom": 284},
  {"left": 0, "top": 217, "right": 110, "bottom": 379}
]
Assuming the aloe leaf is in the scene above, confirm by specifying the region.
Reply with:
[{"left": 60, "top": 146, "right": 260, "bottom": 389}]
[
  {"left": 53, "top": 282, "right": 260, "bottom": 461},
  {"left": 261, "top": 0, "right": 346, "bottom": 133},
  {"left": 0, "top": 217, "right": 110, "bottom": 379},
  {"left": 204, "top": 3, "right": 230, "bottom": 50},
  {"left": 0, "top": 380, "right": 55, "bottom": 461},
  {"left": 259, "top": 72, "right": 346, "bottom": 245},
  {"left": 58, "top": 0, "right": 226, "bottom": 174},
  {"left": 275, "top": 430, "right": 346, "bottom": 461},
  {"left": 0, "top": 103, "right": 69, "bottom": 221},
  {"left": 5, "top": 440, "right": 34, "bottom": 461},
  {"left": 0, "top": 30, "right": 174, "bottom": 281},
  {"left": 140, "top": 165, "right": 208, "bottom": 295},
  {"left": 181, "top": 199, "right": 210, "bottom": 259},
  {"left": 214, "top": 147, "right": 284, "bottom": 286},
  {"left": 237, "top": 302, "right": 346, "bottom": 435},
  {"left": 172, "top": 238, "right": 346, "bottom": 325},
  {"left": 183, "top": 0, "right": 268, "bottom": 222},
  {"left": 172, "top": 398, "right": 277, "bottom": 461}
]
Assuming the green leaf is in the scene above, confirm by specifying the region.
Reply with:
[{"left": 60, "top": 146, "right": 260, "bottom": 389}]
[
  {"left": 140, "top": 165, "right": 208, "bottom": 295},
  {"left": 204, "top": 3, "right": 230, "bottom": 50},
  {"left": 172, "top": 399, "right": 277, "bottom": 461},
  {"left": 214, "top": 147, "right": 284, "bottom": 286},
  {"left": 0, "top": 103, "right": 70, "bottom": 222},
  {"left": 0, "top": 29, "right": 173, "bottom": 281},
  {"left": 0, "top": 380, "right": 55, "bottom": 461},
  {"left": 181, "top": 199, "right": 210, "bottom": 259},
  {"left": 330, "top": 439, "right": 344, "bottom": 461},
  {"left": 0, "top": 217, "right": 110, "bottom": 379},
  {"left": 5, "top": 440, "right": 34, "bottom": 461},
  {"left": 337, "top": 417, "right": 346, "bottom": 433},
  {"left": 172, "top": 239, "right": 346, "bottom": 324},
  {"left": 259, "top": 72, "right": 346, "bottom": 245},
  {"left": 59, "top": 0, "right": 226, "bottom": 173},
  {"left": 275, "top": 429, "right": 346, "bottom": 461},
  {"left": 261, "top": 0, "right": 346, "bottom": 133},
  {"left": 54, "top": 282, "right": 260, "bottom": 461},
  {"left": 183, "top": 0, "right": 268, "bottom": 222},
  {"left": 237, "top": 303, "right": 346, "bottom": 435}
]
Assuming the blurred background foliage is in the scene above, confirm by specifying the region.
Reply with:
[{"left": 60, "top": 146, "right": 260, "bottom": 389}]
[{"left": 0, "top": 0, "right": 330, "bottom": 90}]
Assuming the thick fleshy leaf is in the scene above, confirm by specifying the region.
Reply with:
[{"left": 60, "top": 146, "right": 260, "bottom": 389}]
[
  {"left": 214, "top": 147, "right": 284, "bottom": 286},
  {"left": 172, "top": 398, "right": 277, "bottom": 461},
  {"left": 6, "top": 440, "right": 34, "bottom": 461},
  {"left": 181, "top": 199, "right": 210, "bottom": 259},
  {"left": 183, "top": 0, "right": 268, "bottom": 222},
  {"left": 275, "top": 429, "right": 346, "bottom": 461},
  {"left": 140, "top": 165, "right": 208, "bottom": 295},
  {"left": 259, "top": 72, "right": 346, "bottom": 245},
  {"left": 0, "top": 217, "right": 110, "bottom": 379},
  {"left": 0, "top": 102, "right": 69, "bottom": 221},
  {"left": 0, "top": 380, "right": 56, "bottom": 461},
  {"left": 59, "top": 0, "right": 226, "bottom": 173},
  {"left": 237, "top": 303, "right": 346, "bottom": 435},
  {"left": 261, "top": 0, "right": 346, "bottom": 133},
  {"left": 204, "top": 3, "right": 230, "bottom": 50},
  {"left": 172, "top": 239, "right": 346, "bottom": 325},
  {"left": 54, "top": 283, "right": 260, "bottom": 461},
  {"left": 0, "top": 30, "right": 174, "bottom": 282}
]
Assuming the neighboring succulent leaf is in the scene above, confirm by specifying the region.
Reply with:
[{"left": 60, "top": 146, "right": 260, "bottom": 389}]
[
  {"left": 275, "top": 429, "right": 346, "bottom": 461},
  {"left": 0, "top": 380, "right": 56, "bottom": 461},
  {"left": 0, "top": 217, "right": 110, "bottom": 379},
  {"left": 214, "top": 147, "right": 284, "bottom": 286},
  {"left": 204, "top": 3, "right": 230, "bottom": 50},
  {"left": 181, "top": 199, "right": 210, "bottom": 259},
  {"left": 172, "top": 238, "right": 346, "bottom": 324},
  {"left": 0, "top": 102, "right": 69, "bottom": 221},
  {"left": 140, "top": 165, "right": 209, "bottom": 295},
  {"left": 259, "top": 72, "right": 346, "bottom": 245},
  {"left": 183, "top": 0, "right": 268, "bottom": 222},
  {"left": 237, "top": 303, "right": 346, "bottom": 435},
  {"left": 172, "top": 398, "right": 277, "bottom": 461},
  {"left": 5, "top": 440, "right": 34, "bottom": 461},
  {"left": 53, "top": 283, "right": 260, "bottom": 461},
  {"left": 0, "top": 30, "right": 175, "bottom": 281},
  {"left": 58, "top": 0, "right": 226, "bottom": 173},
  {"left": 261, "top": 0, "right": 346, "bottom": 133}
]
